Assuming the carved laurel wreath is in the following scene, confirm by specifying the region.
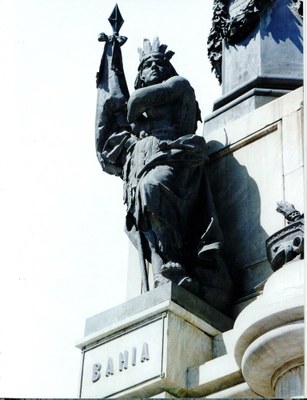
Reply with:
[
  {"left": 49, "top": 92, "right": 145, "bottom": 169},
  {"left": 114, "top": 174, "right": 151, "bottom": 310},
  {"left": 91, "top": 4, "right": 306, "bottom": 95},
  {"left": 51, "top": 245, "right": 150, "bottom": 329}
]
[{"left": 207, "top": 0, "right": 303, "bottom": 83}]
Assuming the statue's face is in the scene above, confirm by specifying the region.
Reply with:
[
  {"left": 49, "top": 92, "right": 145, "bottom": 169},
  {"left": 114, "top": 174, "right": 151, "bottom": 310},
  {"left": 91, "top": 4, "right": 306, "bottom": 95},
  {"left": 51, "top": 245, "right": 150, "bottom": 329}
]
[{"left": 140, "top": 54, "right": 170, "bottom": 86}]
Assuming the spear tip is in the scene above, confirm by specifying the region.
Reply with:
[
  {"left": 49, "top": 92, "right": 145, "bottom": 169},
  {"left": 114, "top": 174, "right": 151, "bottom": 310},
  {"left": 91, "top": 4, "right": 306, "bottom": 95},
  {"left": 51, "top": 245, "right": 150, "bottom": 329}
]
[{"left": 108, "top": 3, "right": 124, "bottom": 34}]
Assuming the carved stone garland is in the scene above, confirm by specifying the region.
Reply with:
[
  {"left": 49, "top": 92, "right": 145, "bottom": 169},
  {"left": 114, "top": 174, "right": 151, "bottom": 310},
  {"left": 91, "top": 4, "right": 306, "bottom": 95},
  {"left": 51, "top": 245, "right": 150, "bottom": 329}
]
[{"left": 207, "top": 0, "right": 303, "bottom": 83}]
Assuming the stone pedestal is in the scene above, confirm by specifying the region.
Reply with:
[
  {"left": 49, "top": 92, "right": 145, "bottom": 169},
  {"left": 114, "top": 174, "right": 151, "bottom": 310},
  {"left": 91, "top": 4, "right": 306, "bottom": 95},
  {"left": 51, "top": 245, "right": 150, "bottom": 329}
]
[
  {"left": 76, "top": 283, "right": 233, "bottom": 398},
  {"left": 205, "top": 0, "right": 303, "bottom": 131}
]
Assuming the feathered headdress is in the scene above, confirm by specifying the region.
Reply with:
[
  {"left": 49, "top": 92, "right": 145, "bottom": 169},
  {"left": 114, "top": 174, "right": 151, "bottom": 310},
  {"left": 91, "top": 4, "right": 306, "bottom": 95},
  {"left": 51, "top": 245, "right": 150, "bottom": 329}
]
[
  {"left": 134, "top": 36, "right": 177, "bottom": 88},
  {"left": 137, "top": 36, "right": 175, "bottom": 65}
]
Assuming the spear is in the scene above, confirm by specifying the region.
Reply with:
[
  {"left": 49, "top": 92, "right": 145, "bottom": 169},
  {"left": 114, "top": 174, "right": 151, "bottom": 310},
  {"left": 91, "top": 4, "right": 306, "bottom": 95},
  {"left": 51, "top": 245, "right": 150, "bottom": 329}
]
[
  {"left": 96, "top": 5, "right": 149, "bottom": 293},
  {"left": 95, "top": 4, "right": 130, "bottom": 156}
]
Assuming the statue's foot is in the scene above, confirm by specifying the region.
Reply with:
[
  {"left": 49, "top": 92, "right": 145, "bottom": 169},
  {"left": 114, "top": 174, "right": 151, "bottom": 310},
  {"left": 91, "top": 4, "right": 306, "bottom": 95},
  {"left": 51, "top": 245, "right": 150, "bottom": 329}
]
[
  {"left": 161, "top": 262, "right": 199, "bottom": 295},
  {"left": 154, "top": 274, "right": 170, "bottom": 288},
  {"left": 178, "top": 276, "right": 200, "bottom": 296},
  {"left": 161, "top": 262, "right": 185, "bottom": 279}
]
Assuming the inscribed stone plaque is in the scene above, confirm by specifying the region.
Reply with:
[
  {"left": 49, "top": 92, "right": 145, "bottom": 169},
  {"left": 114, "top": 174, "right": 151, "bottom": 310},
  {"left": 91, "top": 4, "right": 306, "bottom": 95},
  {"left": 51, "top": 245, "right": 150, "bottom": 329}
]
[{"left": 80, "top": 316, "right": 165, "bottom": 398}]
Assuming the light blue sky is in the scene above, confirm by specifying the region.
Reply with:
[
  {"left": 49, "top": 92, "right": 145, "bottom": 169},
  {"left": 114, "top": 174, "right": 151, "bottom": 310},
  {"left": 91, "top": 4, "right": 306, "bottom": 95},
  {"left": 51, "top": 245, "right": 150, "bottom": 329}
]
[{"left": 0, "top": 0, "right": 219, "bottom": 396}]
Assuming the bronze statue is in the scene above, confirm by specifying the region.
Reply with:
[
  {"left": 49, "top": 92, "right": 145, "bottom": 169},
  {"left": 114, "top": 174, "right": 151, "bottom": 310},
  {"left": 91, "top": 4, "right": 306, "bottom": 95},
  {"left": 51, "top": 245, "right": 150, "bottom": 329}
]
[{"left": 95, "top": 6, "right": 232, "bottom": 311}]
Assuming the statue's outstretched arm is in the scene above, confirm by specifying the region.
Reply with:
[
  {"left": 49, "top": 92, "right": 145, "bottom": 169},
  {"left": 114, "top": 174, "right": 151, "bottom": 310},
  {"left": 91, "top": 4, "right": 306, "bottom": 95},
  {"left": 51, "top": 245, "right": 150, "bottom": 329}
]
[{"left": 95, "top": 14, "right": 135, "bottom": 178}]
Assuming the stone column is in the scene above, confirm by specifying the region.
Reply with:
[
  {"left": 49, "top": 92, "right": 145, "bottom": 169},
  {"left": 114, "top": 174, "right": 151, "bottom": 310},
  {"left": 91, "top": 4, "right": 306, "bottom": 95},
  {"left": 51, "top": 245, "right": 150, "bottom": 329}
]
[
  {"left": 274, "top": 364, "right": 304, "bottom": 397},
  {"left": 232, "top": 259, "right": 304, "bottom": 397}
]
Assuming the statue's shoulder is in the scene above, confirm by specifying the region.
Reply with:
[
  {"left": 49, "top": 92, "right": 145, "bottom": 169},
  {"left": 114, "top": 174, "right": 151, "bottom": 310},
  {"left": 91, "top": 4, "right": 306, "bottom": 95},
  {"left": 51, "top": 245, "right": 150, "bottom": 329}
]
[
  {"left": 166, "top": 75, "right": 190, "bottom": 85},
  {"left": 164, "top": 76, "right": 193, "bottom": 92}
]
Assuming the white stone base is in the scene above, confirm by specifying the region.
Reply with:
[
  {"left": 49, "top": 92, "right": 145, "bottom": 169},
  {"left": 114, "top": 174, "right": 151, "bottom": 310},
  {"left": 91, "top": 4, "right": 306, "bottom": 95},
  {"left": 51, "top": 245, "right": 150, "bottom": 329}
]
[{"left": 76, "top": 283, "right": 232, "bottom": 398}]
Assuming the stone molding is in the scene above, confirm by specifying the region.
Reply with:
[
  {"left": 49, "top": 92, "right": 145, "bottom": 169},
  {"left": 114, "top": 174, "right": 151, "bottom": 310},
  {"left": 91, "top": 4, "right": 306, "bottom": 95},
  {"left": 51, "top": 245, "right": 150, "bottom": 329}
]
[
  {"left": 211, "top": 77, "right": 302, "bottom": 113},
  {"left": 205, "top": 382, "right": 261, "bottom": 398},
  {"left": 186, "top": 354, "right": 244, "bottom": 396},
  {"left": 204, "top": 86, "right": 303, "bottom": 153},
  {"left": 232, "top": 259, "right": 304, "bottom": 397},
  {"left": 242, "top": 322, "right": 304, "bottom": 396}
]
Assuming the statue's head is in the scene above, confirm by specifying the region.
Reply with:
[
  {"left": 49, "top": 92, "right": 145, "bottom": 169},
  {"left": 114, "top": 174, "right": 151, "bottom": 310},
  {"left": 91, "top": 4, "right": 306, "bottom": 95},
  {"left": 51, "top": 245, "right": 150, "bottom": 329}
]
[{"left": 134, "top": 37, "right": 178, "bottom": 89}]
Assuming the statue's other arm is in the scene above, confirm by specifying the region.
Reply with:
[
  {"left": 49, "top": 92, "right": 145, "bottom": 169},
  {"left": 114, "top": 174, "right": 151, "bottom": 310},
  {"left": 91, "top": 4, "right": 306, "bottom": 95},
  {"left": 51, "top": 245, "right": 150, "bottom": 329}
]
[{"left": 127, "top": 76, "right": 195, "bottom": 123}]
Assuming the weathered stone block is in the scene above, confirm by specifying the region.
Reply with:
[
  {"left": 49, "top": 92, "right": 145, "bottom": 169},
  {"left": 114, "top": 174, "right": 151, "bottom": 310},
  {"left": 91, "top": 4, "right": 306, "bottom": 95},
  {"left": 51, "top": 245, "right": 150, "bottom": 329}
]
[
  {"left": 204, "top": 88, "right": 304, "bottom": 300},
  {"left": 282, "top": 109, "right": 304, "bottom": 175},
  {"left": 205, "top": 0, "right": 303, "bottom": 129},
  {"left": 76, "top": 283, "right": 233, "bottom": 398},
  {"left": 223, "top": 7, "right": 303, "bottom": 95},
  {"left": 206, "top": 124, "right": 284, "bottom": 295},
  {"left": 284, "top": 167, "right": 304, "bottom": 212}
]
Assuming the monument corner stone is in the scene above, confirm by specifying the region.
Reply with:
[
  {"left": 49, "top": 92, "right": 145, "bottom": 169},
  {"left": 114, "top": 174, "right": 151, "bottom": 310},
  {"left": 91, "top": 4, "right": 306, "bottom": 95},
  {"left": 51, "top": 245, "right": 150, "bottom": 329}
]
[{"left": 77, "top": 283, "right": 232, "bottom": 398}]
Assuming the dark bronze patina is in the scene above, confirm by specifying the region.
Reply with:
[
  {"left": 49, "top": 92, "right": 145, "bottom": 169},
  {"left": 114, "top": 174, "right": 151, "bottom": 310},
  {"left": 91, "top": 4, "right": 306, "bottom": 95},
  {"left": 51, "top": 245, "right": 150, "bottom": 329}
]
[{"left": 95, "top": 5, "right": 232, "bottom": 311}]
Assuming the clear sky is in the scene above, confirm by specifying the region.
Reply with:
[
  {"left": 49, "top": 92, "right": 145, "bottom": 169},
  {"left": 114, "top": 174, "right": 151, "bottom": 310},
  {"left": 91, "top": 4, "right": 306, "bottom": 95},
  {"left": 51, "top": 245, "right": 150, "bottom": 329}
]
[{"left": 0, "top": 0, "right": 219, "bottom": 396}]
